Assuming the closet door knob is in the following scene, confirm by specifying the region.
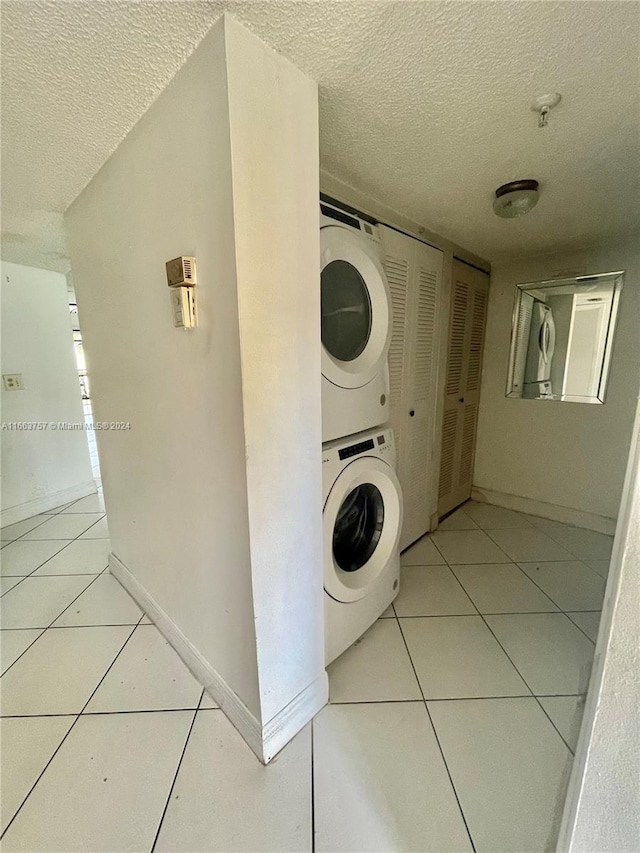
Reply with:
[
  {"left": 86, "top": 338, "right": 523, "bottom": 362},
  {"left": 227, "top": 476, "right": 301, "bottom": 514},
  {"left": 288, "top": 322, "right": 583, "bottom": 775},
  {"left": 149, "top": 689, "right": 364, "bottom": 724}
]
[
  {"left": 459, "top": 397, "right": 465, "bottom": 403},
  {"left": 409, "top": 410, "right": 415, "bottom": 417}
]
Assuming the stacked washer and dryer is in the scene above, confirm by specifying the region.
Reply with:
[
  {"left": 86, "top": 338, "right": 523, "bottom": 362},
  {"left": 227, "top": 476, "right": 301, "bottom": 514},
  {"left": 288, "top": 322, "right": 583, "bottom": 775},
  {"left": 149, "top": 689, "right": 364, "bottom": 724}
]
[{"left": 320, "top": 201, "right": 403, "bottom": 664}]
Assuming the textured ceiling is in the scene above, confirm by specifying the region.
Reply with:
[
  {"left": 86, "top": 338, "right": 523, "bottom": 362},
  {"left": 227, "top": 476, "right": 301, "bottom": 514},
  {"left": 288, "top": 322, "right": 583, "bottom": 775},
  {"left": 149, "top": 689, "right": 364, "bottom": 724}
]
[{"left": 2, "top": 0, "right": 639, "bottom": 272}]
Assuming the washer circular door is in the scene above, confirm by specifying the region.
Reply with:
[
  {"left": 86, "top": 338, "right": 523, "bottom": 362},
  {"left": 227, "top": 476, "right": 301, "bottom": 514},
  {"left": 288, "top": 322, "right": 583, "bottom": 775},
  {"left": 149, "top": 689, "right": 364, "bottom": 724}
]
[
  {"left": 324, "top": 457, "right": 402, "bottom": 603},
  {"left": 321, "top": 226, "right": 391, "bottom": 390}
]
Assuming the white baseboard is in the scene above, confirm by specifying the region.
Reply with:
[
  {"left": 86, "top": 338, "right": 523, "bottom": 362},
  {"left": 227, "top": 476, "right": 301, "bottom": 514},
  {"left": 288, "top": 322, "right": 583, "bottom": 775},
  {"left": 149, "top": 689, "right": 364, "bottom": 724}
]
[
  {"left": 262, "top": 672, "right": 327, "bottom": 763},
  {"left": 1, "top": 480, "right": 97, "bottom": 527},
  {"left": 109, "top": 552, "right": 327, "bottom": 764},
  {"left": 471, "top": 487, "right": 616, "bottom": 535}
]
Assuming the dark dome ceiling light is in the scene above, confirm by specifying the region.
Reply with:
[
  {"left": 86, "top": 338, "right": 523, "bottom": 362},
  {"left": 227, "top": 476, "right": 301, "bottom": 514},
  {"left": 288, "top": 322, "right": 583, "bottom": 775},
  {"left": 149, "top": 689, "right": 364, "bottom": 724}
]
[{"left": 493, "top": 179, "right": 540, "bottom": 219}]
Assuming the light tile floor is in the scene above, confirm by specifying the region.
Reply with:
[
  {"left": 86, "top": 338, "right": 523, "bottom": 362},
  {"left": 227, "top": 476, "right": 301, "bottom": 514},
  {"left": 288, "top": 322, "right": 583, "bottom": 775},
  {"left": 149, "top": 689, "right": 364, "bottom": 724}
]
[{"left": 0, "top": 498, "right": 612, "bottom": 852}]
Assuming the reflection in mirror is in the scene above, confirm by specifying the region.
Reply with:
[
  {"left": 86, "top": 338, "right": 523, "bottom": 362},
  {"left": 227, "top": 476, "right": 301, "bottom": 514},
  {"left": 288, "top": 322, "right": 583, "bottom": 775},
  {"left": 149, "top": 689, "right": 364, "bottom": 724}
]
[{"left": 506, "top": 271, "right": 624, "bottom": 404}]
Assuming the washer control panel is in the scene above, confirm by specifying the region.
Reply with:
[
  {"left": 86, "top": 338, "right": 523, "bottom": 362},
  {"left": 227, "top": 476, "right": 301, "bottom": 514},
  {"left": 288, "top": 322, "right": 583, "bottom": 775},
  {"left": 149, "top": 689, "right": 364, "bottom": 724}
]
[{"left": 338, "top": 438, "right": 375, "bottom": 461}]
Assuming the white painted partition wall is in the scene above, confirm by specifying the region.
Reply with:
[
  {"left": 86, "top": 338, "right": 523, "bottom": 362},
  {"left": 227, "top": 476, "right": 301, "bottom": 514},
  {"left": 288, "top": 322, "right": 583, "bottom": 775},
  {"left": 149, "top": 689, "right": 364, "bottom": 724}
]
[
  {"left": 1, "top": 261, "right": 95, "bottom": 525},
  {"left": 558, "top": 395, "right": 640, "bottom": 851},
  {"left": 65, "top": 15, "right": 325, "bottom": 763}
]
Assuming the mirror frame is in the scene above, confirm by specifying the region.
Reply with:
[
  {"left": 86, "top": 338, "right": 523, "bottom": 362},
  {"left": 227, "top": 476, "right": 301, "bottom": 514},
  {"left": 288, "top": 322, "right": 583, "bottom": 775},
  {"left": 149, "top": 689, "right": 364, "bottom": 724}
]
[{"left": 506, "top": 270, "right": 625, "bottom": 404}]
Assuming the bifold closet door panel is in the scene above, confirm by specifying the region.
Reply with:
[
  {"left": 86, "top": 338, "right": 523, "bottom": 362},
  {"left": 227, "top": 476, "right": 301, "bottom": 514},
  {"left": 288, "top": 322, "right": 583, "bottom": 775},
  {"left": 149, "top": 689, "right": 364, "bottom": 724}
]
[
  {"left": 438, "top": 260, "right": 489, "bottom": 517},
  {"left": 402, "top": 246, "right": 443, "bottom": 548},
  {"left": 382, "top": 232, "right": 412, "bottom": 499},
  {"left": 379, "top": 225, "right": 444, "bottom": 550}
]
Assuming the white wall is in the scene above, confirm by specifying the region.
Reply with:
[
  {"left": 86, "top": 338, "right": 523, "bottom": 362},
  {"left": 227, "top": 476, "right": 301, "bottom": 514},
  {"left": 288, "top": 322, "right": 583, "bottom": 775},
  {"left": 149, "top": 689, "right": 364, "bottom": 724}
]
[
  {"left": 474, "top": 234, "right": 640, "bottom": 522},
  {"left": 559, "top": 396, "right": 640, "bottom": 852},
  {"left": 224, "top": 18, "right": 324, "bottom": 725},
  {"left": 1, "top": 261, "right": 95, "bottom": 524},
  {"left": 65, "top": 15, "right": 324, "bottom": 760}
]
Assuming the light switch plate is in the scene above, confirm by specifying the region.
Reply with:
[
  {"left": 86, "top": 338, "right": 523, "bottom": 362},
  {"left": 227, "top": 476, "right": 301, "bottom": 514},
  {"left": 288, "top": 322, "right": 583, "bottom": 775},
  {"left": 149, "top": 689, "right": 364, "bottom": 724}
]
[{"left": 3, "top": 374, "right": 24, "bottom": 390}]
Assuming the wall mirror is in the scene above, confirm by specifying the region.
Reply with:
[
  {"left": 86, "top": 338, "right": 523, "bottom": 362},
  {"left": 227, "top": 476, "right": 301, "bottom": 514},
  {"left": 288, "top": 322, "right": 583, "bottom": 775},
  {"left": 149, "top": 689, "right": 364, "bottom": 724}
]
[{"left": 506, "top": 271, "right": 624, "bottom": 404}]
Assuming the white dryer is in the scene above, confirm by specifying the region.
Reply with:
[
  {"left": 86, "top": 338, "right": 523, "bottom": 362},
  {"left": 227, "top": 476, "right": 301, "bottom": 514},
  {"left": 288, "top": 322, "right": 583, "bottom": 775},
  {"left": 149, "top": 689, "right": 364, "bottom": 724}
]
[
  {"left": 320, "top": 201, "right": 392, "bottom": 444},
  {"left": 323, "top": 426, "right": 403, "bottom": 664}
]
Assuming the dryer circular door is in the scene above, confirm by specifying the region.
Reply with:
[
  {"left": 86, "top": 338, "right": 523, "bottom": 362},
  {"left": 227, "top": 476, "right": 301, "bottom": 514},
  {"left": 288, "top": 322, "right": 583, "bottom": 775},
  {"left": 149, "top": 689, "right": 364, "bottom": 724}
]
[
  {"left": 321, "top": 226, "right": 391, "bottom": 390},
  {"left": 324, "top": 457, "right": 402, "bottom": 603}
]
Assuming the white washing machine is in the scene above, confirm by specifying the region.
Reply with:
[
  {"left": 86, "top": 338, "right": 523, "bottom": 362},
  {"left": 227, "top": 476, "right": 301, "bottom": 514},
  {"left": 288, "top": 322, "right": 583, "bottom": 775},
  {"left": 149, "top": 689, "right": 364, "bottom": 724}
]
[
  {"left": 320, "top": 201, "right": 392, "bottom": 444},
  {"left": 323, "top": 426, "right": 403, "bottom": 664}
]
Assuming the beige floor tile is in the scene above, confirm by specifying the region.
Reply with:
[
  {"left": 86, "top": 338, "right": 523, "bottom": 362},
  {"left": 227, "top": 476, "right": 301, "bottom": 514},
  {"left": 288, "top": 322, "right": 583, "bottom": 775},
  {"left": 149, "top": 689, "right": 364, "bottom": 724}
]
[
  {"left": 401, "top": 616, "right": 528, "bottom": 699},
  {"left": 1, "top": 628, "right": 43, "bottom": 674},
  {"left": 0, "top": 625, "right": 131, "bottom": 715},
  {"left": 451, "top": 563, "right": 558, "bottom": 614},
  {"left": 85, "top": 624, "right": 202, "bottom": 712},
  {"left": 518, "top": 561, "right": 606, "bottom": 611},
  {"left": 34, "top": 539, "right": 110, "bottom": 575},
  {"left": 1, "top": 711, "right": 193, "bottom": 853},
  {"left": 566, "top": 611, "right": 601, "bottom": 642},
  {"left": 401, "top": 535, "right": 445, "bottom": 565},
  {"left": 0, "top": 540, "right": 69, "bottom": 577},
  {"left": 52, "top": 574, "right": 141, "bottom": 626},
  {"left": 485, "top": 529, "right": 574, "bottom": 562},
  {"left": 538, "top": 695, "right": 586, "bottom": 752},
  {"left": 1, "top": 715, "right": 75, "bottom": 833},
  {"left": 314, "top": 702, "right": 472, "bottom": 852},
  {"left": 430, "top": 530, "right": 509, "bottom": 564},
  {"left": 437, "top": 507, "right": 478, "bottom": 531},
  {"left": 156, "top": 712, "right": 311, "bottom": 852},
  {"left": 328, "top": 619, "right": 421, "bottom": 702},
  {"left": 543, "top": 526, "right": 614, "bottom": 561},
  {"left": 485, "top": 613, "right": 595, "bottom": 696},
  {"left": 23, "top": 514, "right": 104, "bottom": 540},
  {"left": 1, "top": 575, "right": 95, "bottom": 629},
  {"left": 395, "top": 565, "right": 476, "bottom": 616},
  {"left": 429, "top": 697, "right": 572, "bottom": 852},
  {"left": 464, "top": 503, "right": 533, "bottom": 529}
]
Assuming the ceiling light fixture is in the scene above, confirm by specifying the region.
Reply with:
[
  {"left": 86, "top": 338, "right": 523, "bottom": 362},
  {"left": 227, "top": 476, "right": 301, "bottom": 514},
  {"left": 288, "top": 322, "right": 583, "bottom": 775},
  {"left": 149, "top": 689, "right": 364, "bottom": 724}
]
[
  {"left": 532, "top": 93, "right": 562, "bottom": 128},
  {"left": 493, "top": 180, "right": 540, "bottom": 219}
]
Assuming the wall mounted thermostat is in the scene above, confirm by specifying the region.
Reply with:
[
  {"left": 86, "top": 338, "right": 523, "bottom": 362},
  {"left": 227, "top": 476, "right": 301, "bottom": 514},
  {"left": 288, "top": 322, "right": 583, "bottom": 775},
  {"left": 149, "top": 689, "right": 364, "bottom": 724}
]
[
  {"left": 166, "top": 256, "right": 198, "bottom": 329},
  {"left": 166, "top": 256, "right": 197, "bottom": 287},
  {"left": 170, "top": 286, "right": 197, "bottom": 329}
]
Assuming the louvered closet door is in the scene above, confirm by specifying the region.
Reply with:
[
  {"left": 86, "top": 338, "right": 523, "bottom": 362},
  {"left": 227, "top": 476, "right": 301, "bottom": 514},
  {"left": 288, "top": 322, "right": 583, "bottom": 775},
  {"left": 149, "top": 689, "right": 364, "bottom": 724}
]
[
  {"left": 380, "top": 227, "right": 411, "bottom": 505},
  {"left": 379, "top": 226, "right": 444, "bottom": 550},
  {"left": 438, "top": 259, "right": 489, "bottom": 517}
]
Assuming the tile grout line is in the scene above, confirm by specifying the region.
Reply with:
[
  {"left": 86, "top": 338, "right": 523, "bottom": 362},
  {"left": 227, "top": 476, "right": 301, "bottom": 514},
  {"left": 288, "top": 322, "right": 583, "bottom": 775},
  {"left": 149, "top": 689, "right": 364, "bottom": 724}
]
[
  {"left": 504, "top": 561, "right": 599, "bottom": 646},
  {"left": 436, "top": 528, "right": 592, "bottom": 756},
  {"left": 1, "top": 706, "right": 205, "bottom": 719},
  {"left": 446, "top": 557, "right": 577, "bottom": 755},
  {"left": 401, "top": 516, "right": 598, "bottom": 756},
  {"left": 2, "top": 500, "right": 103, "bottom": 545},
  {"left": 393, "top": 608, "right": 478, "bottom": 853},
  {"left": 0, "top": 615, "right": 143, "bottom": 841},
  {"left": 2, "top": 691, "right": 588, "bottom": 719},
  {"left": 405, "top": 532, "right": 583, "bottom": 757},
  {"left": 0, "top": 514, "right": 57, "bottom": 546},
  {"left": 430, "top": 527, "right": 515, "bottom": 566},
  {"left": 401, "top": 522, "right": 588, "bottom": 755},
  {"left": 404, "top": 552, "right": 600, "bottom": 643},
  {"left": 0, "top": 512, "right": 108, "bottom": 597},
  {"left": 0, "top": 570, "right": 107, "bottom": 679},
  {"left": 150, "top": 688, "right": 205, "bottom": 852},
  {"left": 382, "top": 609, "right": 601, "bottom": 619},
  {"left": 480, "top": 525, "right": 601, "bottom": 572}
]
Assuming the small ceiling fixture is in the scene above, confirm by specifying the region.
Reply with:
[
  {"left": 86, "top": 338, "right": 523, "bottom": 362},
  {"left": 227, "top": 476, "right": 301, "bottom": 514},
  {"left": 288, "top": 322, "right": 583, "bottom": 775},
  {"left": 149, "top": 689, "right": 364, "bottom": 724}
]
[
  {"left": 493, "top": 180, "right": 540, "bottom": 219},
  {"left": 532, "top": 93, "right": 562, "bottom": 128}
]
